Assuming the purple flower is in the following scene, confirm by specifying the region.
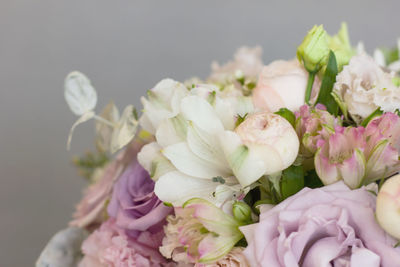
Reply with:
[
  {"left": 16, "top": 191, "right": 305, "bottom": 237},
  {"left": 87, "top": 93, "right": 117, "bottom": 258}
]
[
  {"left": 241, "top": 182, "right": 400, "bottom": 267},
  {"left": 107, "top": 157, "right": 172, "bottom": 238}
]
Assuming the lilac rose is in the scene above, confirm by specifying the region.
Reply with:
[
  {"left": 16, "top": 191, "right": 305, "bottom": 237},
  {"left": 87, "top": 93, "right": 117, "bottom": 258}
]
[
  {"left": 240, "top": 182, "right": 400, "bottom": 267},
  {"left": 107, "top": 156, "right": 172, "bottom": 238}
]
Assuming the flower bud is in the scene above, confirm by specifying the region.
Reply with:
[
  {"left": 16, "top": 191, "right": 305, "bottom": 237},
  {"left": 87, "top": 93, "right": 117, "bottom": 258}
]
[
  {"left": 376, "top": 174, "right": 400, "bottom": 239},
  {"left": 232, "top": 201, "right": 252, "bottom": 223},
  {"left": 297, "top": 25, "right": 330, "bottom": 73}
]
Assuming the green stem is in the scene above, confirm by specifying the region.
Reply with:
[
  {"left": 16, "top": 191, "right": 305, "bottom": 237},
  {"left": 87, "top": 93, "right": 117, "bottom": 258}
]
[{"left": 305, "top": 71, "right": 316, "bottom": 105}]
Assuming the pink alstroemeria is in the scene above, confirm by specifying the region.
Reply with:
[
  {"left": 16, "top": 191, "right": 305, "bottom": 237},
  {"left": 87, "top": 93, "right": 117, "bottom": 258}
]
[
  {"left": 315, "top": 113, "right": 400, "bottom": 189},
  {"left": 160, "top": 198, "right": 244, "bottom": 265},
  {"left": 295, "top": 104, "right": 341, "bottom": 156},
  {"left": 363, "top": 113, "right": 400, "bottom": 184},
  {"left": 315, "top": 126, "right": 366, "bottom": 189}
]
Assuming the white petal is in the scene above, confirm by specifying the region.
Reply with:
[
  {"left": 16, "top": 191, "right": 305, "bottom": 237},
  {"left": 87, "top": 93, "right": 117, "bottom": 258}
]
[
  {"left": 180, "top": 96, "right": 224, "bottom": 135},
  {"left": 219, "top": 131, "right": 284, "bottom": 187},
  {"left": 213, "top": 97, "right": 236, "bottom": 130},
  {"left": 67, "top": 111, "right": 95, "bottom": 150},
  {"left": 154, "top": 171, "right": 217, "bottom": 206},
  {"left": 373, "top": 49, "right": 386, "bottom": 67},
  {"left": 155, "top": 114, "right": 188, "bottom": 147},
  {"left": 111, "top": 105, "right": 138, "bottom": 154},
  {"left": 137, "top": 142, "right": 175, "bottom": 181},
  {"left": 162, "top": 142, "right": 231, "bottom": 179},
  {"left": 64, "top": 71, "right": 97, "bottom": 116},
  {"left": 186, "top": 122, "right": 230, "bottom": 171}
]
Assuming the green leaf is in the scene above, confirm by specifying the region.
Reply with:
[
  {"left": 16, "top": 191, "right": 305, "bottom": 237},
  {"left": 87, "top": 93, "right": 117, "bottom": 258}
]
[
  {"left": 274, "top": 108, "right": 296, "bottom": 127},
  {"left": 280, "top": 165, "right": 304, "bottom": 199},
  {"left": 361, "top": 108, "right": 383, "bottom": 127},
  {"left": 304, "top": 169, "right": 324, "bottom": 188},
  {"left": 381, "top": 47, "right": 399, "bottom": 65},
  {"left": 316, "top": 50, "right": 339, "bottom": 115}
]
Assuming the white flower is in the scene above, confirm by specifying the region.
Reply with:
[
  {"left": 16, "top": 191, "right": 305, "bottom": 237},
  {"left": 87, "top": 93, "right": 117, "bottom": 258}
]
[
  {"left": 138, "top": 80, "right": 299, "bottom": 207},
  {"left": 333, "top": 54, "right": 400, "bottom": 122},
  {"left": 139, "top": 79, "right": 189, "bottom": 134}
]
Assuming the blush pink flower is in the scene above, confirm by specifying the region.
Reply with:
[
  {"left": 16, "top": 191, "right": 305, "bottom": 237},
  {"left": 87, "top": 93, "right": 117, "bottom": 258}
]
[
  {"left": 70, "top": 141, "right": 142, "bottom": 229},
  {"left": 295, "top": 104, "right": 341, "bottom": 156},
  {"left": 314, "top": 126, "right": 366, "bottom": 188},
  {"left": 160, "top": 198, "right": 244, "bottom": 265},
  {"left": 240, "top": 182, "right": 400, "bottom": 267},
  {"left": 252, "top": 59, "right": 320, "bottom": 112},
  {"left": 79, "top": 219, "right": 172, "bottom": 267}
]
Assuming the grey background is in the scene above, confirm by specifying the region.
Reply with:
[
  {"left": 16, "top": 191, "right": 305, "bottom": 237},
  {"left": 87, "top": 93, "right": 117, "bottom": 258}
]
[{"left": 1, "top": 0, "right": 399, "bottom": 265}]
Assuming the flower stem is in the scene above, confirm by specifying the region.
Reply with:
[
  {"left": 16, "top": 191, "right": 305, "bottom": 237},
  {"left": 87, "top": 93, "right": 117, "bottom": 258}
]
[
  {"left": 94, "top": 115, "right": 115, "bottom": 127},
  {"left": 305, "top": 71, "right": 316, "bottom": 105}
]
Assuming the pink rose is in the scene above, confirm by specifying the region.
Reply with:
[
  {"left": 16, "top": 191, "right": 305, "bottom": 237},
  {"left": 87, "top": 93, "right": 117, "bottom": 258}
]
[
  {"left": 79, "top": 218, "right": 172, "bottom": 267},
  {"left": 252, "top": 59, "right": 320, "bottom": 112},
  {"left": 241, "top": 182, "right": 400, "bottom": 267}
]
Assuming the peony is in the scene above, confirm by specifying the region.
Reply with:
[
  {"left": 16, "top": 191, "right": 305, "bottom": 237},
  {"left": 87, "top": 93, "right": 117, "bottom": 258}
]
[
  {"left": 79, "top": 219, "right": 171, "bottom": 267},
  {"left": 194, "top": 247, "right": 249, "bottom": 267},
  {"left": 160, "top": 198, "right": 244, "bottom": 265},
  {"left": 376, "top": 174, "right": 400, "bottom": 239},
  {"left": 70, "top": 141, "right": 141, "bottom": 229},
  {"left": 252, "top": 59, "right": 320, "bottom": 112},
  {"left": 333, "top": 54, "right": 400, "bottom": 122},
  {"left": 107, "top": 154, "right": 172, "bottom": 237},
  {"left": 241, "top": 182, "right": 400, "bottom": 267}
]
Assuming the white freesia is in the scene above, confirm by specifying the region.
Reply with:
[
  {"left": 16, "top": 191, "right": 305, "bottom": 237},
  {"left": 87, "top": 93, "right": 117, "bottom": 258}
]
[
  {"left": 138, "top": 80, "right": 299, "bottom": 206},
  {"left": 333, "top": 54, "right": 400, "bottom": 122},
  {"left": 376, "top": 174, "right": 400, "bottom": 239}
]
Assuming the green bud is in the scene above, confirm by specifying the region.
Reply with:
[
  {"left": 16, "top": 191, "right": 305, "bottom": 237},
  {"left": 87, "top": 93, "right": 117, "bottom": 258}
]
[
  {"left": 327, "top": 22, "right": 354, "bottom": 71},
  {"left": 232, "top": 201, "right": 252, "bottom": 223},
  {"left": 297, "top": 25, "right": 330, "bottom": 73}
]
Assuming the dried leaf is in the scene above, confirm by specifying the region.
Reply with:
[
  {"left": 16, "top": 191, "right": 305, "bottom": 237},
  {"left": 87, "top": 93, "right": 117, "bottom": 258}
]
[
  {"left": 64, "top": 71, "right": 97, "bottom": 116},
  {"left": 110, "top": 105, "right": 138, "bottom": 153}
]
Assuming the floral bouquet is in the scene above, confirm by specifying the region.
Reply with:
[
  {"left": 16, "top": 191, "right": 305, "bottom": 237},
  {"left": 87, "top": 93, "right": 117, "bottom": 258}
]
[{"left": 36, "top": 23, "right": 400, "bottom": 267}]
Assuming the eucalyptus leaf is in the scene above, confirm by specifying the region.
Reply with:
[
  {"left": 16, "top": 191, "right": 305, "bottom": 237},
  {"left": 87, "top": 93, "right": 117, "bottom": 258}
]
[
  {"left": 316, "top": 51, "right": 339, "bottom": 115},
  {"left": 280, "top": 165, "right": 304, "bottom": 199}
]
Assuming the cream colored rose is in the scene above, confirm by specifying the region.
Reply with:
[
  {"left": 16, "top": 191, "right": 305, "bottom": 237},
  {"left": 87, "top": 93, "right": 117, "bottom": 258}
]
[
  {"left": 252, "top": 59, "right": 320, "bottom": 112},
  {"left": 376, "top": 174, "right": 400, "bottom": 239}
]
